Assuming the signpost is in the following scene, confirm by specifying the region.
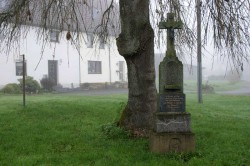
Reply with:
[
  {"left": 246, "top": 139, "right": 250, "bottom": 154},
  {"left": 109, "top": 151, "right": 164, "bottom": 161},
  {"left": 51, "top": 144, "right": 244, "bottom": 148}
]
[
  {"left": 197, "top": 0, "right": 203, "bottom": 103},
  {"left": 17, "top": 54, "right": 26, "bottom": 107}
]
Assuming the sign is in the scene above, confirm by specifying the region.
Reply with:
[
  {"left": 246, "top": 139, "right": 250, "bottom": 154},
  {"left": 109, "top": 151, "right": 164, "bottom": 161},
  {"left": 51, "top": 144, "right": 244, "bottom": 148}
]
[{"left": 16, "top": 61, "right": 26, "bottom": 76}]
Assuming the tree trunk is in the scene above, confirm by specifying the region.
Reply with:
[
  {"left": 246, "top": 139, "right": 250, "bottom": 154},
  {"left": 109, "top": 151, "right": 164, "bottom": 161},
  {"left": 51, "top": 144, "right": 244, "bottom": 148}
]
[{"left": 117, "top": 0, "right": 157, "bottom": 132}]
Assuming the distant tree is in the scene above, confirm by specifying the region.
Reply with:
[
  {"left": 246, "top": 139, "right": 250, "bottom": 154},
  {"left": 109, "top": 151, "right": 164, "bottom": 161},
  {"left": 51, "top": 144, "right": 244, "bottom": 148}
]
[
  {"left": 1, "top": 0, "right": 250, "bottom": 133},
  {"left": 1, "top": 83, "right": 21, "bottom": 94},
  {"left": 40, "top": 77, "right": 56, "bottom": 92},
  {"left": 18, "top": 76, "right": 41, "bottom": 94},
  {"left": 1, "top": 77, "right": 40, "bottom": 94}
]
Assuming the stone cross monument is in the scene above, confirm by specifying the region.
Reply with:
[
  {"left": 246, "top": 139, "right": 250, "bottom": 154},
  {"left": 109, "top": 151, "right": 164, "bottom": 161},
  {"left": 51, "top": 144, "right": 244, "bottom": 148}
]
[{"left": 150, "top": 13, "right": 195, "bottom": 153}]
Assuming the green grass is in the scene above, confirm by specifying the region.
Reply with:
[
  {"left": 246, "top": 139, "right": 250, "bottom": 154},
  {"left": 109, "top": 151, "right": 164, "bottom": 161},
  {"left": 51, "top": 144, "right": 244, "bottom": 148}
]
[{"left": 0, "top": 93, "right": 249, "bottom": 165}]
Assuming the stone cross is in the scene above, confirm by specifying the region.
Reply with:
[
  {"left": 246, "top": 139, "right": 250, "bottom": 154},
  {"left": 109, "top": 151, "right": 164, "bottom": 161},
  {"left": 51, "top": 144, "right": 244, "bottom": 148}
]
[
  {"left": 150, "top": 13, "right": 195, "bottom": 154},
  {"left": 159, "top": 13, "right": 183, "bottom": 57}
]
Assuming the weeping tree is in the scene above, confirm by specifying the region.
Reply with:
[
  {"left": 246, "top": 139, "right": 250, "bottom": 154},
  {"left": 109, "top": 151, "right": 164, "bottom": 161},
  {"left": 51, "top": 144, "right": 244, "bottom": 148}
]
[
  {"left": 1, "top": 0, "right": 250, "bottom": 134},
  {"left": 117, "top": 0, "right": 157, "bottom": 133}
]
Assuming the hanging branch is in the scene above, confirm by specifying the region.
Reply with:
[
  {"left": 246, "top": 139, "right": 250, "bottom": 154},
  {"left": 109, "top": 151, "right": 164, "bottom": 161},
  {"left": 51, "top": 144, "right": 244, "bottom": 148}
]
[
  {"left": 0, "top": 0, "right": 118, "bottom": 55},
  {"left": 0, "top": 0, "right": 250, "bottom": 69},
  {"left": 152, "top": 0, "right": 250, "bottom": 69}
]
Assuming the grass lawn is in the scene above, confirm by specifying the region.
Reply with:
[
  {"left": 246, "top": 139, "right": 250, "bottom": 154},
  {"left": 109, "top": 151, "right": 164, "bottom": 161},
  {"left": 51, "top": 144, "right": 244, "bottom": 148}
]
[{"left": 0, "top": 93, "right": 249, "bottom": 165}]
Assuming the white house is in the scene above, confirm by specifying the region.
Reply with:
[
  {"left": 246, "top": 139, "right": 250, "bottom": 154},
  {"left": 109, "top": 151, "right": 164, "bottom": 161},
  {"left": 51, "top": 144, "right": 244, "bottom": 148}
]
[
  {"left": 0, "top": 0, "right": 127, "bottom": 89},
  {"left": 79, "top": 35, "right": 127, "bottom": 84}
]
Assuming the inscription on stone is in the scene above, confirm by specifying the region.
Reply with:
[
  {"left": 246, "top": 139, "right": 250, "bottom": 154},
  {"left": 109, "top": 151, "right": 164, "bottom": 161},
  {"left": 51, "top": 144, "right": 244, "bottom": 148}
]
[{"left": 160, "top": 93, "right": 185, "bottom": 112}]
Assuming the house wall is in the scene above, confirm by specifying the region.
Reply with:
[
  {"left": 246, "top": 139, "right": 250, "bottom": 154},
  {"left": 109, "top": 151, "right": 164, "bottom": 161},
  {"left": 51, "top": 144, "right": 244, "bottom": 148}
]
[
  {"left": 0, "top": 26, "right": 127, "bottom": 89},
  {"left": 0, "top": 26, "right": 81, "bottom": 88},
  {"left": 80, "top": 35, "right": 127, "bottom": 84}
]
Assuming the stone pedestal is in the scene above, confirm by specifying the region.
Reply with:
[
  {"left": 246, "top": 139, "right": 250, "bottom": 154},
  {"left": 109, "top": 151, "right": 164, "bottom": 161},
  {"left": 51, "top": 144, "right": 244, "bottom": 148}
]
[
  {"left": 154, "top": 112, "right": 191, "bottom": 133},
  {"left": 149, "top": 132, "right": 195, "bottom": 153},
  {"left": 150, "top": 111, "right": 195, "bottom": 153}
]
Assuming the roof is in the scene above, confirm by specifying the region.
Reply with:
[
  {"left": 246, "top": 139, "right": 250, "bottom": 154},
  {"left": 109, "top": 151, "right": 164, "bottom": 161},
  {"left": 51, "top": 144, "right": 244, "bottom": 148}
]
[{"left": 0, "top": 0, "right": 120, "bottom": 36}]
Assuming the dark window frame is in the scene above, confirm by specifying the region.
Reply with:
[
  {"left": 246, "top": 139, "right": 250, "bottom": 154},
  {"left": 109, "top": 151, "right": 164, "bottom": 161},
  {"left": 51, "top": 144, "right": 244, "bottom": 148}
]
[
  {"left": 50, "top": 30, "right": 60, "bottom": 43},
  {"left": 88, "top": 61, "right": 102, "bottom": 74}
]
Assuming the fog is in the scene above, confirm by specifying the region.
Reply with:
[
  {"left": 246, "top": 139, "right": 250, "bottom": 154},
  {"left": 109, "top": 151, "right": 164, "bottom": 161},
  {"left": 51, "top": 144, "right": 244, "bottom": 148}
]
[{"left": 154, "top": 42, "right": 250, "bottom": 95}]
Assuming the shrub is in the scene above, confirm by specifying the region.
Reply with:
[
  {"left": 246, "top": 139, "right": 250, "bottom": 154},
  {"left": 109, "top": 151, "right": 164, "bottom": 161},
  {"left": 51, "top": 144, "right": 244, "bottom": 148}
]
[
  {"left": 202, "top": 83, "right": 215, "bottom": 94},
  {"left": 80, "top": 83, "right": 90, "bottom": 89},
  {"left": 18, "top": 76, "right": 41, "bottom": 94},
  {"left": 40, "top": 77, "right": 56, "bottom": 91},
  {"left": 2, "top": 83, "right": 21, "bottom": 94}
]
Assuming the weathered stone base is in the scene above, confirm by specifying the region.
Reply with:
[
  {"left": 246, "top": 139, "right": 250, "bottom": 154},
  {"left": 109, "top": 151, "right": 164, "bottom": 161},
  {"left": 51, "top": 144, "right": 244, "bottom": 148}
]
[
  {"left": 149, "top": 131, "right": 195, "bottom": 153},
  {"left": 154, "top": 112, "right": 191, "bottom": 133}
]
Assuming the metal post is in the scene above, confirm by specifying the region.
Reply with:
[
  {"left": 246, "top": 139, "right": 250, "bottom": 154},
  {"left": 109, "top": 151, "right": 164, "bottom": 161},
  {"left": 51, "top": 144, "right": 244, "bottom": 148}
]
[
  {"left": 108, "top": 38, "right": 112, "bottom": 84},
  {"left": 197, "top": 0, "right": 203, "bottom": 103},
  {"left": 22, "top": 54, "right": 26, "bottom": 107},
  {"left": 79, "top": 50, "right": 81, "bottom": 87}
]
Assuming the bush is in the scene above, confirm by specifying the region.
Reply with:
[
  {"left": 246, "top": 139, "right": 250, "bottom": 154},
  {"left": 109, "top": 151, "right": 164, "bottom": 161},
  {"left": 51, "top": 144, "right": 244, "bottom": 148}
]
[
  {"left": 80, "top": 83, "right": 90, "bottom": 89},
  {"left": 40, "top": 77, "right": 56, "bottom": 91},
  {"left": 202, "top": 83, "right": 215, "bottom": 94},
  {"left": 18, "top": 76, "right": 41, "bottom": 94},
  {"left": 2, "top": 83, "right": 21, "bottom": 94}
]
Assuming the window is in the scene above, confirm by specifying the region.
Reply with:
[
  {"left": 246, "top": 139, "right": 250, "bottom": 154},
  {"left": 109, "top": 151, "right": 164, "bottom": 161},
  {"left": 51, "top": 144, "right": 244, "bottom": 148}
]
[
  {"left": 50, "top": 30, "right": 60, "bottom": 43},
  {"left": 88, "top": 61, "right": 102, "bottom": 74},
  {"left": 99, "top": 36, "right": 105, "bottom": 49},
  {"left": 87, "top": 33, "right": 94, "bottom": 48}
]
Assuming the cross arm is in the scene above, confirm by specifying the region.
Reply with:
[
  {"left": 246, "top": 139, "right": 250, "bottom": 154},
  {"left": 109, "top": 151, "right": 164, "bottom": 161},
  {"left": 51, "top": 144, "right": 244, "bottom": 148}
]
[{"left": 159, "top": 21, "right": 183, "bottom": 29}]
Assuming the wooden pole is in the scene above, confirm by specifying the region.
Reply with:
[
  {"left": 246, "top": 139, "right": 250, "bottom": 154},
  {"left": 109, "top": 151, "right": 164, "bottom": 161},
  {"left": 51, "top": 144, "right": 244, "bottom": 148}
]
[{"left": 197, "top": 0, "right": 203, "bottom": 103}]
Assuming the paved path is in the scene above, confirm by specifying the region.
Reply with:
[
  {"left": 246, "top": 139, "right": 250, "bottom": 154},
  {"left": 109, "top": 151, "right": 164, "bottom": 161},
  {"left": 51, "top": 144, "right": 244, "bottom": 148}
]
[
  {"left": 55, "top": 84, "right": 250, "bottom": 96},
  {"left": 217, "top": 85, "right": 250, "bottom": 96},
  {"left": 56, "top": 88, "right": 128, "bottom": 96}
]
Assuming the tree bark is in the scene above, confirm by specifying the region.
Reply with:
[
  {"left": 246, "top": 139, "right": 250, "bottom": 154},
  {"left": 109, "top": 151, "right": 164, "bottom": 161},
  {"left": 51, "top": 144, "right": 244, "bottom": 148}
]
[{"left": 117, "top": 0, "right": 157, "bottom": 132}]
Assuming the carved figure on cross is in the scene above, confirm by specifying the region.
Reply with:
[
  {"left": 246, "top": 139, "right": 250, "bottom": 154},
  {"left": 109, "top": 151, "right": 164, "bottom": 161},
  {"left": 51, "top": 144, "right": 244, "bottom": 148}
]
[{"left": 159, "top": 13, "right": 183, "bottom": 57}]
